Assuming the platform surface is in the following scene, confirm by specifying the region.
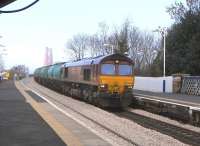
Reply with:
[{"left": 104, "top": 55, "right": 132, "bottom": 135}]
[
  {"left": 22, "top": 78, "right": 112, "bottom": 146},
  {"left": 0, "top": 80, "right": 66, "bottom": 146}
]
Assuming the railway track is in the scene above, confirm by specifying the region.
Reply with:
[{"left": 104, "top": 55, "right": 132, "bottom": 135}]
[
  {"left": 117, "top": 111, "right": 200, "bottom": 146},
  {"left": 23, "top": 80, "right": 200, "bottom": 146},
  {"left": 25, "top": 83, "right": 139, "bottom": 146}
]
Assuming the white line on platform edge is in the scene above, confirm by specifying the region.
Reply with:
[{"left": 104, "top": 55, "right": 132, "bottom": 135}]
[
  {"left": 20, "top": 81, "right": 119, "bottom": 146},
  {"left": 134, "top": 94, "right": 200, "bottom": 111}
]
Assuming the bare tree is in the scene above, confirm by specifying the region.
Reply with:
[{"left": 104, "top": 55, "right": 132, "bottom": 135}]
[
  {"left": 65, "top": 19, "right": 161, "bottom": 76},
  {"left": 0, "top": 55, "right": 4, "bottom": 72},
  {"left": 128, "top": 29, "right": 161, "bottom": 75},
  {"left": 11, "top": 65, "right": 29, "bottom": 79},
  {"left": 66, "top": 34, "right": 89, "bottom": 60},
  {"left": 97, "top": 22, "right": 112, "bottom": 55},
  {"left": 88, "top": 34, "right": 102, "bottom": 57},
  {"left": 113, "top": 19, "right": 130, "bottom": 54},
  {"left": 141, "top": 33, "right": 159, "bottom": 68},
  {"left": 87, "top": 22, "right": 112, "bottom": 56},
  {"left": 0, "top": 36, "right": 5, "bottom": 72},
  {"left": 128, "top": 26, "right": 142, "bottom": 67}
]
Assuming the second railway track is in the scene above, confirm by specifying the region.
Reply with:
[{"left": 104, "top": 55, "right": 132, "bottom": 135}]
[{"left": 116, "top": 111, "right": 200, "bottom": 146}]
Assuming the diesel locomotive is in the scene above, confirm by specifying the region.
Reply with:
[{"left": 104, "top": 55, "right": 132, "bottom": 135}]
[{"left": 34, "top": 53, "right": 135, "bottom": 108}]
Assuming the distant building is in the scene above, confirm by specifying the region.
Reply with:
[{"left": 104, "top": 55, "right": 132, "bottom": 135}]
[{"left": 44, "top": 47, "right": 53, "bottom": 66}]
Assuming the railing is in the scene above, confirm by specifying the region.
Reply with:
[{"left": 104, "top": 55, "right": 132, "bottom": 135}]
[{"left": 181, "top": 76, "right": 200, "bottom": 96}]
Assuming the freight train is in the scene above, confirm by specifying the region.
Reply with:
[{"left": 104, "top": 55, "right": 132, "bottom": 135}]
[{"left": 34, "top": 53, "right": 135, "bottom": 108}]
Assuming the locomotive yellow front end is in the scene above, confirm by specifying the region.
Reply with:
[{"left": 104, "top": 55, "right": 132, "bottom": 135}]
[{"left": 98, "top": 58, "right": 134, "bottom": 108}]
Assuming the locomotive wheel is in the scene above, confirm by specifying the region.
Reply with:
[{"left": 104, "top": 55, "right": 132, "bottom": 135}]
[
  {"left": 83, "top": 89, "right": 88, "bottom": 101},
  {"left": 88, "top": 95, "right": 93, "bottom": 103}
]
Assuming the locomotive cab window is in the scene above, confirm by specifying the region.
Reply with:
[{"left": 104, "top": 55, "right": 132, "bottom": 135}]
[
  {"left": 83, "top": 69, "right": 91, "bottom": 81},
  {"left": 118, "top": 64, "right": 133, "bottom": 75},
  {"left": 101, "top": 64, "right": 115, "bottom": 75}
]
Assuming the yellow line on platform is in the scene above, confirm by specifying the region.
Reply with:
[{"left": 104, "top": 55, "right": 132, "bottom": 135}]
[{"left": 15, "top": 81, "right": 83, "bottom": 146}]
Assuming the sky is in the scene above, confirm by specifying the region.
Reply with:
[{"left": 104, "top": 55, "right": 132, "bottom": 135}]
[{"left": 0, "top": 0, "right": 183, "bottom": 73}]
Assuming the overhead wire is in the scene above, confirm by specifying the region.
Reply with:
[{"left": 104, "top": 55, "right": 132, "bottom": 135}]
[{"left": 0, "top": 0, "right": 39, "bottom": 13}]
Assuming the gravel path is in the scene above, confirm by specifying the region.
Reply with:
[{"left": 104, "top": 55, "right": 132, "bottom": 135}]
[{"left": 22, "top": 78, "right": 190, "bottom": 146}]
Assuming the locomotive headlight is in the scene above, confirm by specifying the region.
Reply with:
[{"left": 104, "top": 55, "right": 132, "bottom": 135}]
[
  {"left": 100, "top": 84, "right": 105, "bottom": 88},
  {"left": 125, "top": 84, "right": 133, "bottom": 89},
  {"left": 100, "top": 84, "right": 107, "bottom": 88},
  {"left": 115, "top": 60, "right": 119, "bottom": 64},
  {"left": 99, "top": 84, "right": 108, "bottom": 91}
]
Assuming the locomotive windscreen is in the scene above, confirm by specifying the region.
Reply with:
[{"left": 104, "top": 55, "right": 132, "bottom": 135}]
[
  {"left": 118, "top": 65, "right": 132, "bottom": 75},
  {"left": 101, "top": 64, "right": 115, "bottom": 75},
  {"left": 101, "top": 63, "right": 133, "bottom": 76}
]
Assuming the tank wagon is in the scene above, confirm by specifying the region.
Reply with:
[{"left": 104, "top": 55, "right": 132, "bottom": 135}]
[{"left": 34, "top": 54, "right": 135, "bottom": 108}]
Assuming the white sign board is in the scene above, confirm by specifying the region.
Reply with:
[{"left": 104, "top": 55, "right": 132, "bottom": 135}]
[{"left": 134, "top": 76, "right": 173, "bottom": 93}]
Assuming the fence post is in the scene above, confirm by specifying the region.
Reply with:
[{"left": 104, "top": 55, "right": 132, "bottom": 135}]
[{"left": 163, "top": 79, "right": 166, "bottom": 93}]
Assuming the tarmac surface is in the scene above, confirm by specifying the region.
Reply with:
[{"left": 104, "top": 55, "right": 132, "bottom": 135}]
[
  {"left": 0, "top": 80, "right": 66, "bottom": 146},
  {"left": 133, "top": 89, "right": 200, "bottom": 107}
]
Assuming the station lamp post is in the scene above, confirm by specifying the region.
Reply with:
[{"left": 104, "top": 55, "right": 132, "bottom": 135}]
[{"left": 154, "top": 26, "right": 167, "bottom": 92}]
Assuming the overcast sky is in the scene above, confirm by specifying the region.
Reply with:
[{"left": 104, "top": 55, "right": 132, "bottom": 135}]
[{"left": 0, "top": 0, "right": 182, "bottom": 73}]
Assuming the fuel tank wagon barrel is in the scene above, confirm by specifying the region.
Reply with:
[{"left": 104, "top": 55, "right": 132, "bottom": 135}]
[{"left": 34, "top": 54, "right": 135, "bottom": 108}]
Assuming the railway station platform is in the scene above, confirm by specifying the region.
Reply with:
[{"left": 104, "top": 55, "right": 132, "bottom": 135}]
[
  {"left": 0, "top": 80, "right": 66, "bottom": 146},
  {"left": 133, "top": 89, "right": 200, "bottom": 107},
  {"left": 132, "top": 89, "right": 200, "bottom": 125},
  {"left": 0, "top": 79, "right": 112, "bottom": 146}
]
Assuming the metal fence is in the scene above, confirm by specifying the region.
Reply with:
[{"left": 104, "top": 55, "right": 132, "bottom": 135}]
[{"left": 181, "top": 76, "right": 200, "bottom": 96}]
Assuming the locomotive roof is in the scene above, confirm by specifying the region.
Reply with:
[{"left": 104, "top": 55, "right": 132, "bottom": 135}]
[{"left": 63, "top": 53, "right": 133, "bottom": 67}]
